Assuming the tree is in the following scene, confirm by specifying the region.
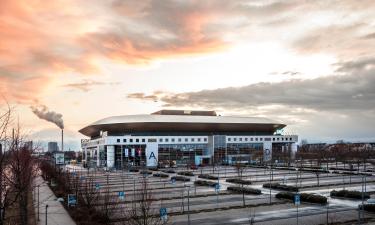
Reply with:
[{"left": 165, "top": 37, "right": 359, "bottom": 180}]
[
  {"left": 4, "top": 123, "right": 39, "bottom": 225},
  {"left": 122, "top": 177, "right": 168, "bottom": 225}
]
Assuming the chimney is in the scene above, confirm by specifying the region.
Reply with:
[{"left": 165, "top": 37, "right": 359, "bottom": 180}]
[{"left": 61, "top": 129, "right": 64, "bottom": 151}]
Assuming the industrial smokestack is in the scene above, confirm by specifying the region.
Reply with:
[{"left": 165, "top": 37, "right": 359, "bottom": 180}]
[{"left": 61, "top": 129, "right": 64, "bottom": 152}]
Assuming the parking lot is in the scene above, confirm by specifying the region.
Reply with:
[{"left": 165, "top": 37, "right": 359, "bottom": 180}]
[{"left": 64, "top": 163, "right": 375, "bottom": 224}]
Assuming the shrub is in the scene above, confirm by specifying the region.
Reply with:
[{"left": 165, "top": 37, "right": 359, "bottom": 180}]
[
  {"left": 361, "top": 204, "right": 375, "bottom": 212},
  {"left": 226, "top": 178, "right": 252, "bottom": 185},
  {"left": 148, "top": 167, "right": 159, "bottom": 171},
  {"left": 331, "top": 190, "right": 370, "bottom": 200},
  {"left": 177, "top": 171, "right": 195, "bottom": 176},
  {"left": 171, "top": 176, "right": 190, "bottom": 182},
  {"left": 263, "top": 183, "right": 298, "bottom": 192},
  {"left": 129, "top": 168, "right": 139, "bottom": 172},
  {"left": 153, "top": 173, "right": 169, "bottom": 178},
  {"left": 227, "top": 186, "right": 261, "bottom": 195},
  {"left": 140, "top": 170, "right": 152, "bottom": 175},
  {"left": 194, "top": 180, "right": 217, "bottom": 187},
  {"left": 164, "top": 169, "right": 176, "bottom": 173},
  {"left": 276, "top": 191, "right": 327, "bottom": 204},
  {"left": 198, "top": 174, "right": 218, "bottom": 180}
]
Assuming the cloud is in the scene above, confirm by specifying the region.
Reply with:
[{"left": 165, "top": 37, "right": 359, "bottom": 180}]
[
  {"left": 61, "top": 80, "right": 120, "bottom": 92},
  {"left": 1, "top": 0, "right": 375, "bottom": 104},
  {"left": 127, "top": 57, "right": 375, "bottom": 140}
]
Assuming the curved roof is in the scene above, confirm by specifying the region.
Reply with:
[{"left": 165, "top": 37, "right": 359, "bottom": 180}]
[{"left": 79, "top": 114, "right": 286, "bottom": 137}]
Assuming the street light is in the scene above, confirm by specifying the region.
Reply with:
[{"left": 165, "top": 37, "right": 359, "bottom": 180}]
[{"left": 45, "top": 204, "right": 49, "bottom": 225}]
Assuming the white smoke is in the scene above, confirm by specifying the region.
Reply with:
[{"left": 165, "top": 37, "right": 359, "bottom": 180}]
[{"left": 30, "top": 105, "right": 64, "bottom": 129}]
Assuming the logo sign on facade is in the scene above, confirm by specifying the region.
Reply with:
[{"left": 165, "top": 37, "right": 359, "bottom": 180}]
[
  {"left": 68, "top": 194, "right": 77, "bottom": 206},
  {"left": 263, "top": 141, "right": 272, "bottom": 162},
  {"left": 294, "top": 194, "right": 300, "bottom": 206},
  {"left": 118, "top": 191, "right": 125, "bottom": 200},
  {"left": 146, "top": 143, "right": 158, "bottom": 167},
  {"left": 54, "top": 153, "right": 65, "bottom": 165},
  {"left": 160, "top": 208, "right": 168, "bottom": 221},
  {"left": 131, "top": 148, "right": 135, "bottom": 157}
]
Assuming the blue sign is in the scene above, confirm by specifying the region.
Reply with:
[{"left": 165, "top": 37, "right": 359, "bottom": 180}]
[
  {"left": 215, "top": 183, "right": 221, "bottom": 192},
  {"left": 160, "top": 207, "right": 167, "bottom": 220},
  {"left": 80, "top": 176, "right": 85, "bottom": 180},
  {"left": 68, "top": 194, "right": 77, "bottom": 206},
  {"left": 95, "top": 183, "right": 101, "bottom": 190},
  {"left": 72, "top": 172, "right": 77, "bottom": 177},
  {"left": 294, "top": 194, "right": 300, "bottom": 206},
  {"left": 118, "top": 191, "right": 125, "bottom": 200},
  {"left": 171, "top": 177, "right": 176, "bottom": 184}
]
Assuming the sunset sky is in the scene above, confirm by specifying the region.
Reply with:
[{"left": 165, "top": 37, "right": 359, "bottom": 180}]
[{"left": 1, "top": 0, "right": 374, "bottom": 150}]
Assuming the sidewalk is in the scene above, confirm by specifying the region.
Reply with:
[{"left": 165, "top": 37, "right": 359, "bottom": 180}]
[{"left": 33, "top": 176, "right": 76, "bottom": 225}]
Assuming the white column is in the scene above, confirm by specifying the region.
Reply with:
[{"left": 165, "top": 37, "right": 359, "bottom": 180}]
[
  {"left": 263, "top": 141, "right": 272, "bottom": 163},
  {"left": 107, "top": 145, "right": 115, "bottom": 168},
  {"left": 291, "top": 143, "right": 297, "bottom": 160},
  {"left": 96, "top": 146, "right": 100, "bottom": 167}
]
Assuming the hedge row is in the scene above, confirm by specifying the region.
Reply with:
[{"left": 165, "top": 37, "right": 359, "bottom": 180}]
[
  {"left": 153, "top": 173, "right": 169, "bottom": 178},
  {"left": 227, "top": 186, "right": 261, "bottom": 195},
  {"left": 276, "top": 192, "right": 327, "bottom": 204},
  {"left": 177, "top": 171, "right": 195, "bottom": 176},
  {"left": 163, "top": 169, "right": 176, "bottom": 174},
  {"left": 140, "top": 170, "right": 153, "bottom": 175},
  {"left": 361, "top": 204, "right": 375, "bottom": 212},
  {"left": 194, "top": 180, "right": 218, "bottom": 187},
  {"left": 263, "top": 183, "right": 299, "bottom": 192},
  {"left": 226, "top": 178, "right": 252, "bottom": 185},
  {"left": 129, "top": 168, "right": 139, "bottom": 172},
  {"left": 171, "top": 176, "right": 190, "bottom": 182},
  {"left": 330, "top": 190, "right": 370, "bottom": 200},
  {"left": 198, "top": 174, "right": 218, "bottom": 180}
]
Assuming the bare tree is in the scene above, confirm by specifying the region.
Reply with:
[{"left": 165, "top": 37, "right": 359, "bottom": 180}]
[{"left": 121, "top": 177, "right": 168, "bottom": 225}]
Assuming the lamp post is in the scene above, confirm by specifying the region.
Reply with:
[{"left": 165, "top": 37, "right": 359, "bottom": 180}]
[{"left": 45, "top": 204, "right": 49, "bottom": 225}]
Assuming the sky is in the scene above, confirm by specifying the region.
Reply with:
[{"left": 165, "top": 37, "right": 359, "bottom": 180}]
[{"left": 1, "top": 0, "right": 375, "bottom": 150}]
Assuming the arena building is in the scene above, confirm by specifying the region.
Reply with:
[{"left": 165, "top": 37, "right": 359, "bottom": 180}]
[{"left": 80, "top": 110, "right": 298, "bottom": 168}]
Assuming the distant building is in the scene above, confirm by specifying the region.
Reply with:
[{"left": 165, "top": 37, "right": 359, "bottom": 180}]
[
  {"left": 48, "top": 142, "right": 59, "bottom": 153},
  {"left": 24, "top": 141, "right": 33, "bottom": 150}
]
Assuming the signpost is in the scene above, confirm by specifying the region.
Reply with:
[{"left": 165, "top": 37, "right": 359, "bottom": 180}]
[
  {"left": 215, "top": 183, "right": 220, "bottom": 207},
  {"left": 294, "top": 194, "right": 300, "bottom": 225},
  {"left": 118, "top": 191, "right": 125, "bottom": 200},
  {"left": 160, "top": 207, "right": 168, "bottom": 221},
  {"left": 68, "top": 194, "right": 77, "bottom": 207},
  {"left": 95, "top": 183, "right": 101, "bottom": 190},
  {"left": 171, "top": 177, "right": 176, "bottom": 185}
]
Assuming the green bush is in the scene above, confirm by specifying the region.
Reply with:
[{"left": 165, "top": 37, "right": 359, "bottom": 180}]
[
  {"left": 227, "top": 186, "right": 261, "bottom": 195},
  {"left": 198, "top": 174, "right": 218, "bottom": 180},
  {"left": 226, "top": 178, "right": 252, "bottom": 185},
  {"left": 140, "top": 170, "right": 152, "bottom": 175},
  {"left": 263, "top": 183, "right": 299, "bottom": 192},
  {"left": 194, "top": 180, "right": 217, "bottom": 187},
  {"left": 276, "top": 191, "right": 327, "bottom": 204},
  {"left": 361, "top": 204, "right": 375, "bottom": 212},
  {"left": 171, "top": 176, "right": 190, "bottom": 182},
  {"left": 331, "top": 190, "right": 370, "bottom": 199},
  {"left": 177, "top": 171, "right": 195, "bottom": 176},
  {"left": 153, "top": 173, "right": 169, "bottom": 178},
  {"left": 164, "top": 169, "right": 176, "bottom": 173}
]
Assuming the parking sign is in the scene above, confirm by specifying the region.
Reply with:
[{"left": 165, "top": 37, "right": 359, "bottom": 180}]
[
  {"left": 214, "top": 183, "right": 221, "bottom": 192},
  {"left": 118, "top": 191, "right": 125, "bottom": 200},
  {"left": 294, "top": 194, "right": 300, "bottom": 206},
  {"left": 160, "top": 207, "right": 167, "bottom": 221}
]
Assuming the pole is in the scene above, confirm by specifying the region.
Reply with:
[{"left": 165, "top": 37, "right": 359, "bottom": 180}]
[
  {"left": 296, "top": 203, "right": 299, "bottom": 225},
  {"left": 326, "top": 200, "right": 329, "bottom": 225},
  {"left": 269, "top": 165, "right": 272, "bottom": 204},
  {"left": 187, "top": 187, "right": 191, "bottom": 225},
  {"left": 37, "top": 185, "right": 40, "bottom": 221},
  {"left": 45, "top": 204, "right": 49, "bottom": 225}
]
